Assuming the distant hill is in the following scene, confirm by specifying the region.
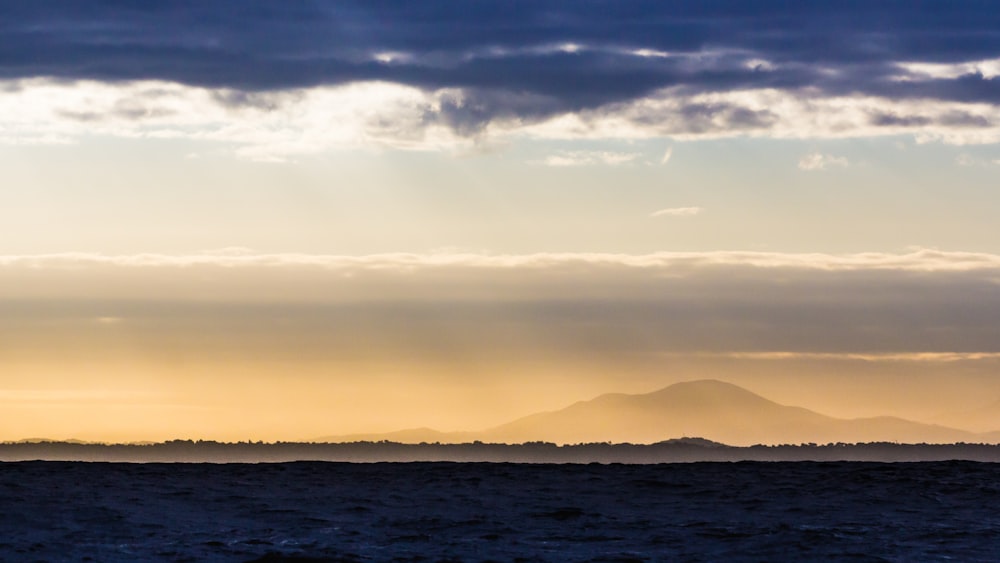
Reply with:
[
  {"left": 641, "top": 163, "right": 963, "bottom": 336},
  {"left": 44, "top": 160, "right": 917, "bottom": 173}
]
[
  {"left": 478, "top": 380, "right": 978, "bottom": 446},
  {"left": 930, "top": 398, "right": 1000, "bottom": 434},
  {"left": 318, "top": 380, "right": 984, "bottom": 446}
]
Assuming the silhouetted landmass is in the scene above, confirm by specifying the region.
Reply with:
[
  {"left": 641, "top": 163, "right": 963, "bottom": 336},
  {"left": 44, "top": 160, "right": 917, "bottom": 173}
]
[
  {"left": 318, "top": 380, "right": 989, "bottom": 446},
  {"left": 6, "top": 438, "right": 1000, "bottom": 463},
  {"left": 933, "top": 398, "right": 1000, "bottom": 435}
]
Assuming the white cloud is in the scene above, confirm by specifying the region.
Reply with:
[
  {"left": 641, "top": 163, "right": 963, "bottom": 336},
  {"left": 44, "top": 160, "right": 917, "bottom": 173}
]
[
  {"left": 956, "top": 153, "right": 978, "bottom": 166},
  {"left": 954, "top": 154, "right": 1000, "bottom": 167},
  {"left": 660, "top": 147, "right": 673, "bottom": 164},
  {"left": 371, "top": 51, "right": 415, "bottom": 65},
  {"left": 705, "top": 351, "right": 1000, "bottom": 363},
  {"left": 744, "top": 58, "right": 776, "bottom": 71},
  {"left": 650, "top": 206, "right": 701, "bottom": 217},
  {"left": 517, "top": 87, "right": 1000, "bottom": 145},
  {"left": 538, "top": 150, "right": 640, "bottom": 166},
  {"left": 199, "top": 246, "right": 257, "bottom": 256},
  {"left": 798, "top": 152, "right": 849, "bottom": 171},
  {"left": 3, "top": 79, "right": 1000, "bottom": 158},
  {"left": 3, "top": 248, "right": 1000, "bottom": 272},
  {"left": 895, "top": 58, "right": 1000, "bottom": 81},
  {"left": 629, "top": 48, "right": 672, "bottom": 59},
  {"left": 0, "top": 79, "right": 471, "bottom": 159}
]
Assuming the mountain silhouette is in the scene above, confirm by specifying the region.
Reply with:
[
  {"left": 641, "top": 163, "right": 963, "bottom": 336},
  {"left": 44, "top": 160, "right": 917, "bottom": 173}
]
[
  {"left": 930, "top": 397, "right": 1000, "bottom": 434},
  {"left": 317, "top": 379, "right": 983, "bottom": 446}
]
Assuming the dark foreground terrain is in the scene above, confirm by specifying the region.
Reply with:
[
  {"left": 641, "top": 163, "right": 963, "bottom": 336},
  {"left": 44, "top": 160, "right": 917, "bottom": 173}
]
[
  {"left": 7, "top": 439, "right": 1000, "bottom": 462},
  {"left": 3, "top": 461, "right": 1000, "bottom": 561}
]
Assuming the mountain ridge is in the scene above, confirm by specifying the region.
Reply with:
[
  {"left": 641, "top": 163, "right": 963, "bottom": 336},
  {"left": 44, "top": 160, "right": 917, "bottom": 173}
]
[{"left": 315, "top": 379, "right": 993, "bottom": 446}]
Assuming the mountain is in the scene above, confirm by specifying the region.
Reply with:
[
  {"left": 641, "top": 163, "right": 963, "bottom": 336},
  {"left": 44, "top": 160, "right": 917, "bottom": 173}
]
[
  {"left": 930, "top": 398, "right": 1000, "bottom": 434},
  {"left": 478, "top": 380, "right": 978, "bottom": 446},
  {"left": 317, "top": 380, "right": 983, "bottom": 446}
]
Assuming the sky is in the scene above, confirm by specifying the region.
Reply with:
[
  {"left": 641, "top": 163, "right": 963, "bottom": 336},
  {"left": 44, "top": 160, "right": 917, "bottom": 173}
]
[{"left": 3, "top": 1, "right": 1000, "bottom": 442}]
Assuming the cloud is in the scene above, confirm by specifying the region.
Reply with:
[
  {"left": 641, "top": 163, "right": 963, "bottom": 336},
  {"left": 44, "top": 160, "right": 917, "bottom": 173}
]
[
  {"left": 0, "top": 79, "right": 472, "bottom": 156},
  {"left": 895, "top": 59, "right": 1000, "bottom": 81},
  {"left": 956, "top": 153, "right": 978, "bottom": 166},
  {"left": 703, "top": 351, "right": 1000, "bottom": 363},
  {"left": 5, "top": 250, "right": 1000, "bottom": 359},
  {"left": 538, "top": 150, "right": 640, "bottom": 166},
  {"left": 6, "top": 79, "right": 1000, "bottom": 157},
  {"left": 660, "top": 147, "right": 673, "bottom": 164},
  {"left": 650, "top": 206, "right": 701, "bottom": 217},
  {"left": 1, "top": 3, "right": 998, "bottom": 102},
  {"left": 4, "top": 249, "right": 1000, "bottom": 273},
  {"left": 798, "top": 152, "right": 849, "bottom": 171},
  {"left": 954, "top": 154, "right": 1000, "bottom": 167},
  {"left": 4, "top": 248, "right": 1000, "bottom": 308},
  {"left": 1, "top": 2, "right": 1000, "bottom": 147}
]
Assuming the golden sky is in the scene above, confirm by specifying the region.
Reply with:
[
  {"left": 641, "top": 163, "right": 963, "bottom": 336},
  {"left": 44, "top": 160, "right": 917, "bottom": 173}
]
[
  {"left": 5, "top": 4, "right": 1000, "bottom": 443},
  {"left": 4, "top": 252, "right": 1000, "bottom": 442}
]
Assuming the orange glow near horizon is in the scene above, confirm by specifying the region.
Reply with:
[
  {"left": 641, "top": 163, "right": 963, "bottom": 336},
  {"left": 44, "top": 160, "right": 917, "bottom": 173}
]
[
  {"left": 6, "top": 354, "right": 1000, "bottom": 443},
  {"left": 5, "top": 255, "right": 1000, "bottom": 444}
]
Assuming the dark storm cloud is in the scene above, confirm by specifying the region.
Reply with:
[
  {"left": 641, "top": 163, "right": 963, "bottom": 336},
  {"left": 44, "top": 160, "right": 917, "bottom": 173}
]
[
  {"left": 869, "top": 109, "right": 994, "bottom": 129},
  {"left": 673, "top": 102, "right": 779, "bottom": 133},
  {"left": 869, "top": 112, "right": 934, "bottom": 127},
  {"left": 3, "top": 1, "right": 1000, "bottom": 124}
]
